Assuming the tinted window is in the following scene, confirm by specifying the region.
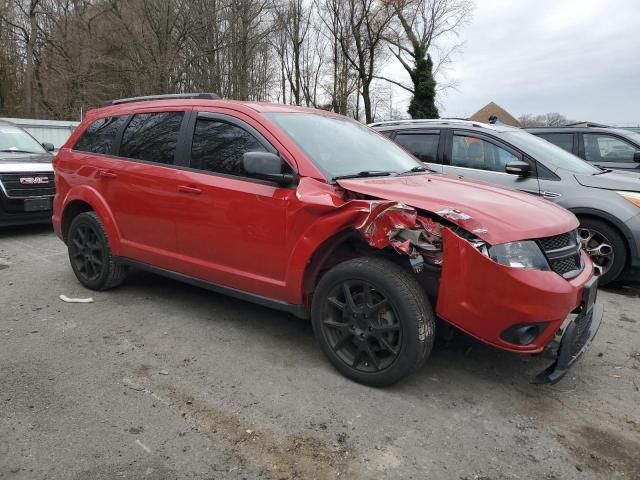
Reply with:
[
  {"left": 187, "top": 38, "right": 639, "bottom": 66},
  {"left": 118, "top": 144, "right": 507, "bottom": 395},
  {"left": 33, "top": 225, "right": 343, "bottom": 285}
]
[
  {"left": 395, "top": 133, "right": 439, "bottom": 162},
  {"left": 73, "top": 116, "right": 127, "bottom": 154},
  {"left": 120, "top": 112, "right": 184, "bottom": 164},
  {"left": 190, "top": 119, "right": 268, "bottom": 176},
  {"left": 451, "top": 135, "right": 519, "bottom": 172},
  {"left": 537, "top": 133, "right": 574, "bottom": 153},
  {"left": 583, "top": 134, "right": 638, "bottom": 163}
]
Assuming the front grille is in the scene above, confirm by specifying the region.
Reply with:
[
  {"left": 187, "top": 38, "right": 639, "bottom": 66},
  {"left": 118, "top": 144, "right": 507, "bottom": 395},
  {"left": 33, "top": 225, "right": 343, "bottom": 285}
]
[
  {"left": 539, "top": 232, "right": 572, "bottom": 251},
  {"left": 537, "top": 230, "right": 583, "bottom": 279},
  {"left": 0, "top": 172, "right": 55, "bottom": 198}
]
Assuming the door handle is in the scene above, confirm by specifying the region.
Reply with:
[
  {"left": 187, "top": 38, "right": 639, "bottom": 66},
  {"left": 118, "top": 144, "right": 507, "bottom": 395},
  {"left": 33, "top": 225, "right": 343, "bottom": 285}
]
[
  {"left": 97, "top": 169, "right": 117, "bottom": 178},
  {"left": 178, "top": 185, "right": 202, "bottom": 195}
]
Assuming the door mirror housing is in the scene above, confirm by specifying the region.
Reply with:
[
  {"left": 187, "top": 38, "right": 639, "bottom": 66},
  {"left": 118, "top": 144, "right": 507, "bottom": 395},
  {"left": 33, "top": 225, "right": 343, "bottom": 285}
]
[
  {"left": 633, "top": 151, "right": 640, "bottom": 163},
  {"left": 42, "top": 142, "right": 55, "bottom": 152},
  {"left": 505, "top": 160, "right": 531, "bottom": 177},
  {"left": 243, "top": 151, "right": 295, "bottom": 186}
]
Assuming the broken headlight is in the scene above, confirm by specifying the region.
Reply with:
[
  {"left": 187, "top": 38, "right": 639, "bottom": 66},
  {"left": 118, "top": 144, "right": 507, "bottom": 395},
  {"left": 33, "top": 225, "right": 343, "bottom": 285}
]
[{"left": 488, "top": 241, "right": 551, "bottom": 271}]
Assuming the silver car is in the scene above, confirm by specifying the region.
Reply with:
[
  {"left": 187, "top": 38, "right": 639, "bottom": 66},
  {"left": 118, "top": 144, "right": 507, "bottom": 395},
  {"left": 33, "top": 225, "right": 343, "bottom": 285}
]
[{"left": 371, "top": 119, "right": 640, "bottom": 285}]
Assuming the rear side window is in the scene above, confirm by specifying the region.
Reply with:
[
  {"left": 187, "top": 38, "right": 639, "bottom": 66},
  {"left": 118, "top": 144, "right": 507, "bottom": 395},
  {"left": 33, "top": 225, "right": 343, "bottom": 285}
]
[
  {"left": 537, "top": 133, "right": 574, "bottom": 153},
  {"left": 395, "top": 133, "right": 439, "bottom": 162},
  {"left": 120, "top": 112, "right": 184, "bottom": 164},
  {"left": 190, "top": 119, "right": 267, "bottom": 177},
  {"left": 73, "top": 116, "right": 127, "bottom": 154}
]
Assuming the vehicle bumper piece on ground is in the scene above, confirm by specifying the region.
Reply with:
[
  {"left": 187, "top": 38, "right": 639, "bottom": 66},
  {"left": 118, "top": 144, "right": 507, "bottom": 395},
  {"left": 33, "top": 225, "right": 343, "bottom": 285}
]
[{"left": 534, "top": 277, "right": 603, "bottom": 384}]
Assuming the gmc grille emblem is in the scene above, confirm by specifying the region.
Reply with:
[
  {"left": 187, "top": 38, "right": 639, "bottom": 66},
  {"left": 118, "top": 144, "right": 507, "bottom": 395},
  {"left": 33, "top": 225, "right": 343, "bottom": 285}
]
[{"left": 19, "top": 177, "right": 49, "bottom": 185}]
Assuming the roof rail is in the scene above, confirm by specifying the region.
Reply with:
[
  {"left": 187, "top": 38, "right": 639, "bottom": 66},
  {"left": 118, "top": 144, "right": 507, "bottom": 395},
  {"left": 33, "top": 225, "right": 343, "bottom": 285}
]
[
  {"left": 110, "top": 93, "right": 220, "bottom": 106},
  {"left": 368, "top": 118, "right": 490, "bottom": 129}
]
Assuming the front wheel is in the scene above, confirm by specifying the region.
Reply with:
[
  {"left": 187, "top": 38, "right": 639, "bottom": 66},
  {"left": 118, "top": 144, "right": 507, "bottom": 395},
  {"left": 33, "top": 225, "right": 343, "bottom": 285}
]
[
  {"left": 311, "top": 257, "right": 435, "bottom": 387},
  {"left": 578, "top": 218, "right": 627, "bottom": 286}
]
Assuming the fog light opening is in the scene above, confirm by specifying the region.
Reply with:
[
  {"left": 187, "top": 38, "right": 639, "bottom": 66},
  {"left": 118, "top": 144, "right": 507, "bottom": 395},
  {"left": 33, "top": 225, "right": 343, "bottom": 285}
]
[{"left": 500, "top": 322, "right": 549, "bottom": 346}]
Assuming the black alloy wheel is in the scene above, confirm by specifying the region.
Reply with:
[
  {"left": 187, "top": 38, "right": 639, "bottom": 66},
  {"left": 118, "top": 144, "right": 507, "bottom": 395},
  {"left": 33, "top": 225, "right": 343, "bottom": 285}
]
[
  {"left": 67, "top": 212, "right": 127, "bottom": 290},
  {"left": 69, "top": 223, "right": 105, "bottom": 283},
  {"left": 322, "top": 281, "right": 402, "bottom": 373},
  {"left": 312, "top": 257, "right": 435, "bottom": 387}
]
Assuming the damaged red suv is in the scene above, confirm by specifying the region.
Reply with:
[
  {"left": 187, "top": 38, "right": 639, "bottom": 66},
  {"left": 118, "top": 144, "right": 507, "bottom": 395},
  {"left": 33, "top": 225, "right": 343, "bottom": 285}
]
[{"left": 52, "top": 94, "right": 602, "bottom": 386}]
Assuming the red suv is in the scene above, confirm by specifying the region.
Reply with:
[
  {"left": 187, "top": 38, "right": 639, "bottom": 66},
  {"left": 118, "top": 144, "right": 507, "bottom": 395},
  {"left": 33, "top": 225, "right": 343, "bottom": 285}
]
[{"left": 52, "top": 94, "right": 602, "bottom": 386}]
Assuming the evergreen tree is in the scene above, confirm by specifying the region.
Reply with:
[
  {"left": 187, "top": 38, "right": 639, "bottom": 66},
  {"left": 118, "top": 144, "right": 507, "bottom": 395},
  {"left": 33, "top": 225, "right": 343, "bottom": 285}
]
[{"left": 408, "top": 51, "right": 438, "bottom": 119}]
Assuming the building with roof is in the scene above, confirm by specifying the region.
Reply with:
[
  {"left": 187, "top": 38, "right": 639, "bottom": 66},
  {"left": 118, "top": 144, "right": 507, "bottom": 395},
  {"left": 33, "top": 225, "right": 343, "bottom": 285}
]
[{"left": 468, "top": 102, "right": 520, "bottom": 127}]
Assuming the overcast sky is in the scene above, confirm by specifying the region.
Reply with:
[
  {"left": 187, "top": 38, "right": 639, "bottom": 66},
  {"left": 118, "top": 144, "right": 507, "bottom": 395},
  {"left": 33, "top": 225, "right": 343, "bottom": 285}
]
[{"left": 385, "top": 0, "right": 640, "bottom": 125}]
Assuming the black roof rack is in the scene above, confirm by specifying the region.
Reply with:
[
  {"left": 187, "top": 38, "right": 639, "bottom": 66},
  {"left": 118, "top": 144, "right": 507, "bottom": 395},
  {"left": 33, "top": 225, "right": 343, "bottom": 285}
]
[{"left": 110, "top": 93, "right": 220, "bottom": 106}]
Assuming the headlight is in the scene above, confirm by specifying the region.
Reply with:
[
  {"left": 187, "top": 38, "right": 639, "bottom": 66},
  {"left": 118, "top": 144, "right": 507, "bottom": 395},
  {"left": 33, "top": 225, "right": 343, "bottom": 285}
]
[
  {"left": 617, "top": 191, "right": 640, "bottom": 208},
  {"left": 488, "top": 241, "right": 551, "bottom": 270}
]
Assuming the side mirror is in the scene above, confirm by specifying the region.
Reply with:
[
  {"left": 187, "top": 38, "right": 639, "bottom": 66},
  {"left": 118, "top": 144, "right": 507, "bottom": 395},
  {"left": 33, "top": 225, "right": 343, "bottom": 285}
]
[
  {"left": 505, "top": 160, "right": 531, "bottom": 177},
  {"left": 42, "top": 142, "right": 55, "bottom": 152},
  {"left": 243, "top": 151, "right": 295, "bottom": 186},
  {"left": 634, "top": 151, "right": 640, "bottom": 163}
]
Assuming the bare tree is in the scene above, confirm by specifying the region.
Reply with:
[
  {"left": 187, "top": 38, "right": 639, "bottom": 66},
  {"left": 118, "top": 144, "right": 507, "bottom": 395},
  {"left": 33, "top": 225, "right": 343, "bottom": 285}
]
[{"left": 518, "top": 112, "right": 575, "bottom": 127}]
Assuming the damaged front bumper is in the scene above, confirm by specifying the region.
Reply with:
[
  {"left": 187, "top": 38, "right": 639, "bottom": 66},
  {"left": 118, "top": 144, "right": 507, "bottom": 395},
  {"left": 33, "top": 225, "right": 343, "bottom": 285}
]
[{"left": 534, "top": 277, "right": 603, "bottom": 384}]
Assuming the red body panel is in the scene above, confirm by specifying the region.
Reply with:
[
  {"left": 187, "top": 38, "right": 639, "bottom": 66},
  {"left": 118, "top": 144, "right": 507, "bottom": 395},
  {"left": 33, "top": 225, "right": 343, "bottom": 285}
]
[{"left": 53, "top": 99, "right": 596, "bottom": 355}]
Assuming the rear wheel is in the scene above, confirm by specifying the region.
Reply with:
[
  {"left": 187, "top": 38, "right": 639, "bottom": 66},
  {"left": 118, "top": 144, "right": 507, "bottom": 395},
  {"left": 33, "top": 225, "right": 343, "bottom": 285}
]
[
  {"left": 311, "top": 257, "right": 435, "bottom": 387},
  {"left": 67, "top": 212, "right": 127, "bottom": 290},
  {"left": 578, "top": 217, "right": 627, "bottom": 286}
]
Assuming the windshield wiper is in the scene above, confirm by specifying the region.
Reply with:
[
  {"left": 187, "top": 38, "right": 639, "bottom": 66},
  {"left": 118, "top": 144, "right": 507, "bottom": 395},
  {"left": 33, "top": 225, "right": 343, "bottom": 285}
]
[
  {"left": 333, "top": 170, "right": 393, "bottom": 181},
  {"left": 0, "top": 149, "right": 41, "bottom": 154},
  {"left": 400, "top": 165, "right": 431, "bottom": 175},
  {"left": 593, "top": 167, "right": 613, "bottom": 175}
]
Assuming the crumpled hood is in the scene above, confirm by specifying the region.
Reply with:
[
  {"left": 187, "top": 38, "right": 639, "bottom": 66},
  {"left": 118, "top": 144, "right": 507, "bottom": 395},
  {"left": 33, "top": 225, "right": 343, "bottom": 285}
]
[
  {"left": 574, "top": 170, "right": 640, "bottom": 191},
  {"left": 0, "top": 152, "right": 53, "bottom": 173},
  {"left": 337, "top": 174, "right": 578, "bottom": 245}
]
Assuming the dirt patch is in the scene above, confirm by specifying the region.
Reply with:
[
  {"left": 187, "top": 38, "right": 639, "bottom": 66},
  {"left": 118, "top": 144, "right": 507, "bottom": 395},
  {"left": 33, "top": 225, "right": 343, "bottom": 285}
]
[
  {"left": 162, "top": 385, "right": 358, "bottom": 480},
  {"left": 557, "top": 424, "right": 640, "bottom": 478}
]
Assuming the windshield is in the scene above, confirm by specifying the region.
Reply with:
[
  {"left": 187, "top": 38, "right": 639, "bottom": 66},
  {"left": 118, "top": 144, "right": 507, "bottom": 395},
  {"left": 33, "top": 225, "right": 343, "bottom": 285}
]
[
  {"left": 504, "top": 130, "right": 600, "bottom": 174},
  {"left": 0, "top": 124, "right": 47, "bottom": 154},
  {"left": 266, "top": 113, "right": 422, "bottom": 179},
  {"left": 622, "top": 130, "right": 640, "bottom": 145}
]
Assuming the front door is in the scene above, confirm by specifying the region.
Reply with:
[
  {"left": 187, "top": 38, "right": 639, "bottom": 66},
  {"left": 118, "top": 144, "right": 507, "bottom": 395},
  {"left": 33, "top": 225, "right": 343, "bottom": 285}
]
[
  {"left": 580, "top": 132, "right": 640, "bottom": 171},
  {"left": 175, "top": 112, "right": 293, "bottom": 300},
  {"left": 443, "top": 130, "right": 541, "bottom": 195}
]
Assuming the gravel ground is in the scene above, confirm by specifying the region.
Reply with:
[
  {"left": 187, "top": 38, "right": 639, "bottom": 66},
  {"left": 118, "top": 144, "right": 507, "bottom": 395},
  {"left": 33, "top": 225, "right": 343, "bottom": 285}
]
[{"left": 1, "top": 224, "right": 639, "bottom": 480}]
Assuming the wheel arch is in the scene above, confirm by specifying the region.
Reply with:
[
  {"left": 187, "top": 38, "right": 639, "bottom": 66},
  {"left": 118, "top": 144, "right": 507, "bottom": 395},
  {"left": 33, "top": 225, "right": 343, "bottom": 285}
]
[
  {"left": 298, "top": 229, "right": 380, "bottom": 308},
  {"left": 569, "top": 207, "right": 635, "bottom": 268},
  {"left": 60, "top": 186, "right": 122, "bottom": 254}
]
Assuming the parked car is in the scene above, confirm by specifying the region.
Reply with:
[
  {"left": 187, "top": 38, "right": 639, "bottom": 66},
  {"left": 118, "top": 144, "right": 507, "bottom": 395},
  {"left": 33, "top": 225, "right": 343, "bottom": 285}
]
[
  {"left": 526, "top": 126, "right": 640, "bottom": 172},
  {"left": 372, "top": 119, "right": 640, "bottom": 285},
  {"left": 0, "top": 119, "right": 56, "bottom": 226},
  {"left": 53, "top": 94, "right": 602, "bottom": 386}
]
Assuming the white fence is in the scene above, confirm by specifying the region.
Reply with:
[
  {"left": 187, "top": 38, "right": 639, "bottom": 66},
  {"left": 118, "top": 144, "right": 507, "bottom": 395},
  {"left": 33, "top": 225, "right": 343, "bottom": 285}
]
[{"left": 0, "top": 117, "right": 80, "bottom": 149}]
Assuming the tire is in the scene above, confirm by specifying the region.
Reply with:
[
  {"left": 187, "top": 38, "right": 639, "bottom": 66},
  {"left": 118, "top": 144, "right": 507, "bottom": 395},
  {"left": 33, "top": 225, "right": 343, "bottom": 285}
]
[
  {"left": 311, "top": 257, "right": 435, "bottom": 387},
  {"left": 67, "top": 211, "right": 127, "bottom": 290},
  {"left": 578, "top": 217, "right": 627, "bottom": 286}
]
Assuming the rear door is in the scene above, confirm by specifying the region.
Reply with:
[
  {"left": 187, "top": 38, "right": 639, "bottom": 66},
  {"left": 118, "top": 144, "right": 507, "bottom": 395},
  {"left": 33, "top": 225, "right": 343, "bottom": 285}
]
[
  {"left": 579, "top": 132, "right": 640, "bottom": 171},
  {"left": 174, "top": 111, "right": 294, "bottom": 300},
  {"left": 391, "top": 129, "right": 443, "bottom": 172},
  {"left": 98, "top": 109, "right": 191, "bottom": 270},
  {"left": 442, "top": 129, "right": 541, "bottom": 195}
]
